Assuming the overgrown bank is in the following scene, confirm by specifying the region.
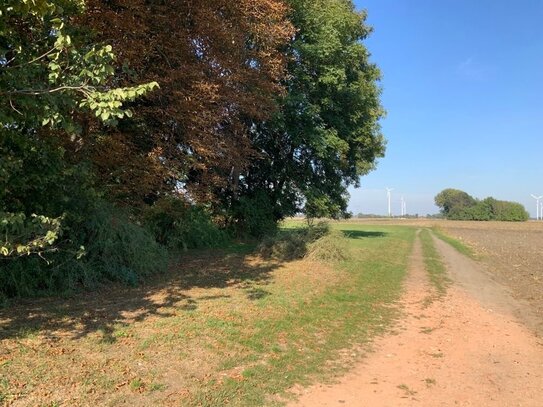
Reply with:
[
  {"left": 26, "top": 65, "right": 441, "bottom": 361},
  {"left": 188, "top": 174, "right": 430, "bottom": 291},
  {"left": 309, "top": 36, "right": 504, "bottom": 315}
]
[{"left": 0, "top": 224, "right": 415, "bottom": 406}]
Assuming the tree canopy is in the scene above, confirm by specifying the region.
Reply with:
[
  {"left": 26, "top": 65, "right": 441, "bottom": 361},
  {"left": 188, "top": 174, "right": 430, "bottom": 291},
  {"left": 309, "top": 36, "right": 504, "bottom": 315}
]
[
  {"left": 222, "top": 0, "right": 385, "bottom": 234},
  {"left": 435, "top": 189, "right": 528, "bottom": 221},
  {"left": 1, "top": 0, "right": 386, "bottom": 297}
]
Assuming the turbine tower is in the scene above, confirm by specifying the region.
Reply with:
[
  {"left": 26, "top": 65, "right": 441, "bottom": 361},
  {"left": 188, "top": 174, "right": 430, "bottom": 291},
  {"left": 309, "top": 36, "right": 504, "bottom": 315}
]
[
  {"left": 531, "top": 194, "right": 542, "bottom": 220},
  {"left": 401, "top": 196, "right": 406, "bottom": 217},
  {"left": 386, "top": 188, "right": 393, "bottom": 217}
]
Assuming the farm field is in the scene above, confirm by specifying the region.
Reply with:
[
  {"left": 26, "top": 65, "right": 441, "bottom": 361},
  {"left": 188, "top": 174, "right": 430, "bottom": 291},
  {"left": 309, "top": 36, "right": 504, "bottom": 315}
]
[{"left": 0, "top": 224, "right": 415, "bottom": 406}]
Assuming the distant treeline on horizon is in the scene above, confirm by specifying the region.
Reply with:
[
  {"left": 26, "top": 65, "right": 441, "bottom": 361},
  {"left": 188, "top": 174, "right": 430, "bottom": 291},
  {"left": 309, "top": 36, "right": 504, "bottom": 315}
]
[{"left": 434, "top": 189, "right": 529, "bottom": 222}]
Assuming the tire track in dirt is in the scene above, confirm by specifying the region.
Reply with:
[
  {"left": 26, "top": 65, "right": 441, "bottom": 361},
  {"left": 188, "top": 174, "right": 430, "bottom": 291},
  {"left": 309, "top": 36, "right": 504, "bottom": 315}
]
[{"left": 290, "top": 231, "right": 543, "bottom": 406}]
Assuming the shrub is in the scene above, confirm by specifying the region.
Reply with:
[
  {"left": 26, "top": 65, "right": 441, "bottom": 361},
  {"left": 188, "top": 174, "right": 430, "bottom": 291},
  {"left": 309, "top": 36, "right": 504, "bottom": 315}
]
[
  {"left": 227, "top": 191, "right": 280, "bottom": 238},
  {"left": 0, "top": 201, "right": 168, "bottom": 299},
  {"left": 143, "top": 197, "right": 227, "bottom": 251},
  {"left": 77, "top": 202, "right": 169, "bottom": 286}
]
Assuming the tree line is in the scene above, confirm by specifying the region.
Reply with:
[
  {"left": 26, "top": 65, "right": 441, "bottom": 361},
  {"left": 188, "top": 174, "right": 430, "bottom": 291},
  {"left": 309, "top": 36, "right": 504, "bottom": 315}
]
[
  {"left": 0, "top": 0, "right": 385, "bottom": 298},
  {"left": 434, "top": 189, "right": 528, "bottom": 221}
]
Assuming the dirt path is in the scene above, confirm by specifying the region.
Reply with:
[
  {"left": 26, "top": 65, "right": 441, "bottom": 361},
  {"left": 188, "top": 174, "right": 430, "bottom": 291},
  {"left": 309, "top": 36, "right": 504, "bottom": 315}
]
[{"left": 290, "top": 232, "right": 543, "bottom": 406}]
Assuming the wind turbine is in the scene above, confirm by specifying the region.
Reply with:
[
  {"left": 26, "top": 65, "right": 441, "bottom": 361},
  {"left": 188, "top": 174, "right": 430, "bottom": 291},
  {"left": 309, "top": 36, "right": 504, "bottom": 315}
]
[
  {"left": 531, "top": 194, "right": 542, "bottom": 220},
  {"left": 401, "top": 196, "right": 407, "bottom": 217},
  {"left": 386, "top": 188, "right": 393, "bottom": 217}
]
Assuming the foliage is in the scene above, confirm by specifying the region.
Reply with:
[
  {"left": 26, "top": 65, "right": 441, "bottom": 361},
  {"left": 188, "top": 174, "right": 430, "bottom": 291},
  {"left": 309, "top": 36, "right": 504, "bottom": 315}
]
[
  {"left": 0, "top": 212, "right": 63, "bottom": 257},
  {"left": 0, "top": 130, "right": 95, "bottom": 260},
  {"left": 434, "top": 188, "right": 529, "bottom": 221},
  {"left": 0, "top": 201, "right": 167, "bottom": 298},
  {"left": 77, "top": 0, "right": 294, "bottom": 206},
  {"left": 143, "top": 197, "right": 226, "bottom": 251},
  {"left": 75, "top": 201, "right": 168, "bottom": 286},
  {"left": 225, "top": 191, "right": 280, "bottom": 238},
  {"left": 434, "top": 189, "right": 476, "bottom": 216},
  {"left": 0, "top": 0, "right": 386, "bottom": 298},
  {"left": 0, "top": 0, "right": 157, "bottom": 248},
  {"left": 0, "top": 0, "right": 158, "bottom": 128},
  {"left": 226, "top": 0, "right": 385, "bottom": 226}
]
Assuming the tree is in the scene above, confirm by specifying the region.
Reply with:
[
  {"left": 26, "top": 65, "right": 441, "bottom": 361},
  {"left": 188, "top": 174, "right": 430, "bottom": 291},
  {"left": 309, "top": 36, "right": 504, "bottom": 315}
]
[
  {"left": 0, "top": 0, "right": 157, "bottom": 130},
  {"left": 434, "top": 189, "right": 528, "bottom": 221},
  {"left": 224, "top": 0, "right": 386, "bottom": 230},
  {"left": 434, "top": 188, "right": 476, "bottom": 218},
  {"left": 77, "top": 0, "right": 294, "bottom": 206}
]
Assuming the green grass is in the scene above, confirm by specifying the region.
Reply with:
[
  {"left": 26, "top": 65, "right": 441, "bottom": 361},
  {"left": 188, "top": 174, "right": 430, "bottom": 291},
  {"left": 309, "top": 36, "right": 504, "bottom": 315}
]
[
  {"left": 431, "top": 227, "right": 477, "bottom": 259},
  {"left": 1, "top": 223, "right": 417, "bottom": 406},
  {"left": 419, "top": 229, "right": 450, "bottom": 296},
  {"left": 189, "top": 224, "right": 416, "bottom": 406}
]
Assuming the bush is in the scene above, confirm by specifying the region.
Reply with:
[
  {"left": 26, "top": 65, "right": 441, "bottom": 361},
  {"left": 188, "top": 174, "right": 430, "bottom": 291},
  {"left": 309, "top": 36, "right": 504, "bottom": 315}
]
[
  {"left": 143, "top": 197, "right": 227, "bottom": 251},
  {"left": 0, "top": 201, "right": 168, "bottom": 299},
  {"left": 227, "top": 191, "right": 280, "bottom": 238},
  {"left": 78, "top": 202, "right": 169, "bottom": 286}
]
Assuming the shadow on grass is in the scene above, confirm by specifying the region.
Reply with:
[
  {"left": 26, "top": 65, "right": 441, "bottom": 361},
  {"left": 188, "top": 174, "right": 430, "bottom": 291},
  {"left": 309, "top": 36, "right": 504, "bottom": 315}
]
[
  {"left": 0, "top": 246, "right": 279, "bottom": 342},
  {"left": 341, "top": 230, "right": 387, "bottom": 239}
]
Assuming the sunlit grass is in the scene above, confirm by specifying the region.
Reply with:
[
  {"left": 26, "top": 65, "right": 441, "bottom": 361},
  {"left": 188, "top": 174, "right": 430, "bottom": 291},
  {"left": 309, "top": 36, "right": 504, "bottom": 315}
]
[
  {"left": 0, "top": 223, "right": 416, "bottom": 406},
  {"left": 420, "top": 229, "right": 450, "bottom": 296},
  {"left": 432, "top": 227, "right": 478, "bottom": 259},
  {"left": 189, "top": 223, "right": 416, "bottom": 406}
]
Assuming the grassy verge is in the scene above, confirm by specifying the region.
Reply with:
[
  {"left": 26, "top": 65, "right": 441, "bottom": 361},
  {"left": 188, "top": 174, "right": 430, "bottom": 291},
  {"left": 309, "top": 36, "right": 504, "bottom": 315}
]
[
  {"left": 0, "top": 224, "right": 415, "bottom": 406},
  {"left": 419, "top": 229, "right": 450, "bottom": 296},
  {"left": 191, "top": 224, "right": 415, "bottom": 406},
  {"left": 431, "top": 227, "right": 477, "bottom": 259}
]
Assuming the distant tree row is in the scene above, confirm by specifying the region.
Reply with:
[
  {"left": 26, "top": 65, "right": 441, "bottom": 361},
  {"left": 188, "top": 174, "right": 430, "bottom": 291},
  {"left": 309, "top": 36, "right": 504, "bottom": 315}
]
[
  {"left": 434, "top": 189, "right": 528, "bottom": 221},
  {"left": 1, "top": 0, "right": 385, "bottom": 297}
]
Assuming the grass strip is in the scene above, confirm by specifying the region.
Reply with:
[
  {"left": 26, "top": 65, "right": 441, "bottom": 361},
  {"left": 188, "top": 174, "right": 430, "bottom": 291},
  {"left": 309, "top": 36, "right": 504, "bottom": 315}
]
[
  {"left": 431, "top": 227, "right": 477, "bottom": 259},
  {"left": 419, "top": 229, "right": 450, "bottom": 295},
  {"left": 0, "top": 225, "right": 415, "bottom": 406},
  {"left": 189, "top": 225, "right": 416, "bottom": 406}
]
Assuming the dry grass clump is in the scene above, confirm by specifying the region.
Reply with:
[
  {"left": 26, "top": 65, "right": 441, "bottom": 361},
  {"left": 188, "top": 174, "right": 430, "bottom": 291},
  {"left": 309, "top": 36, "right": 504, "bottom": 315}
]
[
  {"left": 305, "top": 230, "right": 352, "bottom": 263},
  {"left": 258, "top": 222, "right": 330, "bottom": 260}
]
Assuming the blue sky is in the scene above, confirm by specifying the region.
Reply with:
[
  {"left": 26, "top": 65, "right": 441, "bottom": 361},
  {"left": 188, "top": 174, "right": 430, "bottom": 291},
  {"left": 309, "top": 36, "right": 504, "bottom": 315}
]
[{"left": 348, "top": 0, "right": 543, "bottom": 217}]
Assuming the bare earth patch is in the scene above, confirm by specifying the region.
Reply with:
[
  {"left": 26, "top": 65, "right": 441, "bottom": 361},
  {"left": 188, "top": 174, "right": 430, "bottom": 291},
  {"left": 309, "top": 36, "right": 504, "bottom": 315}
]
[
  {"left": 437, "top": 221, "right": 543, "bottom": 335},
  {"left": 290, "top": 232, "right": 543, "bottom": 406}
]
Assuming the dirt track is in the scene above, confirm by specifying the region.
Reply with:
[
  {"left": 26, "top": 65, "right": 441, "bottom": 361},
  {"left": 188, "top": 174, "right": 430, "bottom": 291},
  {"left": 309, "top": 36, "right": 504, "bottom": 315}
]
[
  {"left": 290, "top": 231, "right": 543, "bottom": 406},
  {"left": 439, "top": 221, "right": 543, "bottom": 336}
]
